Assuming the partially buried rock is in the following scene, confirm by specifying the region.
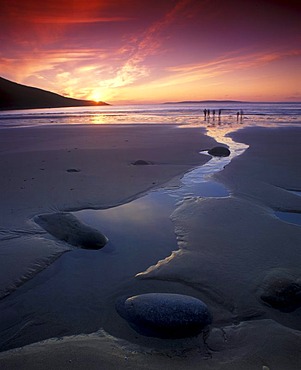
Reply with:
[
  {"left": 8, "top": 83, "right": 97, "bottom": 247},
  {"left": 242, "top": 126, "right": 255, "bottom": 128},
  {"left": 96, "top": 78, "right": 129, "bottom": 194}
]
[
  {"left": 208, "top": 146, "right": 230, "bottom": 157},
  {"left": 35, "top": 212, "right": 108, "bottom": 250},
  {"left": 66, "top": 168, "right": 81, "bottom": 173},
  {"left": 132, "top": 160, "right": 153, "bottom": 165},
  {"left": 116, "top": 293, "right": 212, "bottom": 338},
  {"left": 258, "top": 269, "right": 301, "bottom": 312}
]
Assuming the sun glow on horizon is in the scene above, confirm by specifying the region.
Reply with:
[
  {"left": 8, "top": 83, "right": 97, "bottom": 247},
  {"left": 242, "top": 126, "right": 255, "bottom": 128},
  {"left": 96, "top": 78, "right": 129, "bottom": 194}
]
[
  {"left": 1, "top": 0, "right": 301, "bottom": 104},
  {"left": 90, "top": 89, "right": 105, "bottom": 103}
]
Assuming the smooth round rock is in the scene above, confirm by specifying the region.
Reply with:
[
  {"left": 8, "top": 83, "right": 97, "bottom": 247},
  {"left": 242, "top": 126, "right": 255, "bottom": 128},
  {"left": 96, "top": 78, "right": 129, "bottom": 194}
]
[
  {"left": 208, "top": 146, "right": 230, "bottom": 157},
  {"left": 116, "top": 293, "right": 212, "bottom": 338},
  {"left": 258, "top": 269, "right": 301, "bottom": 312}
]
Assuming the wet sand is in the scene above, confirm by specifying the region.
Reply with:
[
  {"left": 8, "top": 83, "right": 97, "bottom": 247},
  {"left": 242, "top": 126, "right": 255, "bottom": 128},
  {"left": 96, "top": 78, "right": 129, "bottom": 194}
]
[
  {"left": 0, "top": 124, "right": 216, "bottom": 299},
  {"left": 1, "top": 124, "right": 301, "bottom": 369}
]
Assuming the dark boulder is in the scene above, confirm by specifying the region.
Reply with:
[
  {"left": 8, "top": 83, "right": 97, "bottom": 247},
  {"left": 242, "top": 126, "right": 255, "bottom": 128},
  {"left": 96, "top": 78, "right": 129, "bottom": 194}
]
[
  {"left": 208, "top": 146, "right": 230, "bottom": 157},
  {"left": 34, "top": 212, "right": 108, "bottom": 250},
  {"left": 116, "top": 293, "right": 212, "bottom": 338},
  {"left": 258, "top": 269, "right": 301, "bottom": 312}
]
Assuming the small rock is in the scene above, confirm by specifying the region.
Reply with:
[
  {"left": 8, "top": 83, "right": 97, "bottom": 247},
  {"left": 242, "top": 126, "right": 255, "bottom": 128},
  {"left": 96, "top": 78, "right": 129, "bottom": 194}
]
[
  {"left": 116, "top": 293, "right": 212, "bottom": 338},
  {"left": 66, "top": 168, "right": 81, "bottom": 173},
  {"left": 208, "top": 146, "right": 230, "bottom": 157},
  {"left": 132, "top": 160, "right": 153, "bottom": 165}
]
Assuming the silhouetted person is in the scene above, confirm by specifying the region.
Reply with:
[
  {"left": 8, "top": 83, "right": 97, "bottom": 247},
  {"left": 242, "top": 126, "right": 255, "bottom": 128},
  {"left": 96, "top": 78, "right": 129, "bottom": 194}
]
[
  {"left": 208, "top": 109, "right": 210, "bottom": 118},
  {"left": 212, "top": 110, "right": 215, "bottom": 120},
  {"left": 240, "top": 110, "right": 243, "bottom": 123},
  {"left": 203, "top": 109, "right": 207, "bottom": 119},
  {"left": 236, "top": 111, "right": 240, "bottom": 121}
]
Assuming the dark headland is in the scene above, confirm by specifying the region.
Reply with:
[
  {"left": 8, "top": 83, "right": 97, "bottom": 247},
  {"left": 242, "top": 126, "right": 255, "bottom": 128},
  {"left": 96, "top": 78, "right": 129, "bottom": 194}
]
[{"left": 0, "top": 77, "right": 109, "bottom": 111}]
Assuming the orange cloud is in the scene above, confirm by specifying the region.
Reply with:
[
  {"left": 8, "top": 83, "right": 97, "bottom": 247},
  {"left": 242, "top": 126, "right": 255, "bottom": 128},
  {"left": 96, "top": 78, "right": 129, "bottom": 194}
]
[
  {"left": 1, "top": 0, "right": 300, "bottom": 103},
  {"left": 166, "top": 49, "right": 301, "bottom": 81},
  {"left": 0, "top": 48, "right": 111, "bottom": 92}
]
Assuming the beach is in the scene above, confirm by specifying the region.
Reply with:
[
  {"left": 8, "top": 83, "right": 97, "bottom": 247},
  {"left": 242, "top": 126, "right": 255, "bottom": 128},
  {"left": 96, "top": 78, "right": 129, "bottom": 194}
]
[{"left": 0, "top": 122, "right": 301, "bottom": 369}]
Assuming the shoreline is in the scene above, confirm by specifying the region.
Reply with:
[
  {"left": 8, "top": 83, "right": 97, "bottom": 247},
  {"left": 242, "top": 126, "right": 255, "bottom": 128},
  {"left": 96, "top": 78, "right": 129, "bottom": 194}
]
[{"left": 0, "top": 123, "right": 301, "bottom": 369}]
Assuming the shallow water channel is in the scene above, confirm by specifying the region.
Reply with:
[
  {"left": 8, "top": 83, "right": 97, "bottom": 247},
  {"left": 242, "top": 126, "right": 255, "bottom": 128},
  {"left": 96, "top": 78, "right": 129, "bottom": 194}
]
[
  {"left": 0, "top": 131, "right": 248, "bottom": 351},
  {"left": 275, "top": 210, "right": 301, "bottom": 226}
]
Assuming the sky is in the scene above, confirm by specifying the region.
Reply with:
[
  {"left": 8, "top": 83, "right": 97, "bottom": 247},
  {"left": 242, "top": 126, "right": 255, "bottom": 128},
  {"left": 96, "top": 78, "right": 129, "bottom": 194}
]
[{"left": 1, "top": 0, "right": 301, "bottom": 104}]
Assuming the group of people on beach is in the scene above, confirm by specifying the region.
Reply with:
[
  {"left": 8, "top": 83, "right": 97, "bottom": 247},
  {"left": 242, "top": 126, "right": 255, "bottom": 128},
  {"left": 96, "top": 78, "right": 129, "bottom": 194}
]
[
  {"left": 203, "top": 109, "right": 221, "bottom": 119},
  {"left": 203, "top": 108, "right": 244, "bottom": 122},
  {"left": 236, "top": 110, "right": 244, "bottom": 120}
]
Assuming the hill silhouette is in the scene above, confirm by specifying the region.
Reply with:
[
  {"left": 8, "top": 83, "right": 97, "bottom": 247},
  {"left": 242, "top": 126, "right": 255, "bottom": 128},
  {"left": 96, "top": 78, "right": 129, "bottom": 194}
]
[
  {"left": 164, "top": 100, "right": 248, "bottom": 104},
  {"left": 0, "top": 77, "right": 108, "bottom": 110}
]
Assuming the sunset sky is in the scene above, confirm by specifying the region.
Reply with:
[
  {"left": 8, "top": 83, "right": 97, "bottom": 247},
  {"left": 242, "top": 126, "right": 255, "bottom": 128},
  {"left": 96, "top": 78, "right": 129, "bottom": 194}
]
[{"left": 1, "top": 0, "right": 301, "bottom": 104}]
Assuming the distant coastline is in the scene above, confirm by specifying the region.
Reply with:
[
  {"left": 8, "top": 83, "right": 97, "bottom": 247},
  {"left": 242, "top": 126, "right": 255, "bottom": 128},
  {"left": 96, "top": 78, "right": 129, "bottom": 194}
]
[
  {"left": 164, "top": 100, "right": 300, "bottom": 105},
  {"left": 0, "top": 77, "right": 109, "bottom": 111},
  {"left": 164, "top": 100, "right": 248, "bottom": 104}
]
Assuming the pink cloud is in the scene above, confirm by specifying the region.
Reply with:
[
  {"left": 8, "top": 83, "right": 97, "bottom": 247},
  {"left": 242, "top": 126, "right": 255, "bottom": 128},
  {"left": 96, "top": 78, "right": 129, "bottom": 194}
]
[
  {"left": 104, "top": 0, "right": 197, "bottom": 88},
  {"left": 166, "top": 49, "right": 301, "bottom": 78}
]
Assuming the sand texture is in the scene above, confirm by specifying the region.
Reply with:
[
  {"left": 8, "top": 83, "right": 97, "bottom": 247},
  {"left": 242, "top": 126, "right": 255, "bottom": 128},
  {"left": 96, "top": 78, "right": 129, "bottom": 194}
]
[
  {"left": 0, "top": 124, "right": 301, "bottom": 369},
  {"left": 0, "top": 124, "right": 215, "bottom": 298}
]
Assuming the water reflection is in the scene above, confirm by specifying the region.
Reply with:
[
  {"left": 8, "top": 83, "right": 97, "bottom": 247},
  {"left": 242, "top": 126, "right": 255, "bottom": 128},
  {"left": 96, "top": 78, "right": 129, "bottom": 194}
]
[
  {"left": 2, "top": 102, "right": 300, "bottom": 128},
  {"left": 77, "top": 192, "right": 179, "bottom": 268},
  {"left": 74, "top": 124, "right": 248, "bottom": 256},
  {"left": 0, "top": 125, "right": 249, "bottom": 351},
  {"left": 275, "top": 211, "right": 301, "bottom": 226},
  {"left": 75, "top": 178, "right": 229, "bottom": 243},
  {"left": 75, "top": 158, "right": 233, "bottom": 236}
]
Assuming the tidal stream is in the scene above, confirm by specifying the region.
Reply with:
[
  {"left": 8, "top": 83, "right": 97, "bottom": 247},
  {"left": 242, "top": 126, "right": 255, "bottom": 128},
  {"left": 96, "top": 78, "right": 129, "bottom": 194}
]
[{"left": 0, "top": 130, "right": 248, "bottom": 351}]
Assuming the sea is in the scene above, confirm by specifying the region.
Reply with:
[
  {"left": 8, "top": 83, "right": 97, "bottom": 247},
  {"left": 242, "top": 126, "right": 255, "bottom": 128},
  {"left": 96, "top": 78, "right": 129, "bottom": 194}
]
[{"left": 0, "top": 101, "right": 301, "bottom": 128}]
